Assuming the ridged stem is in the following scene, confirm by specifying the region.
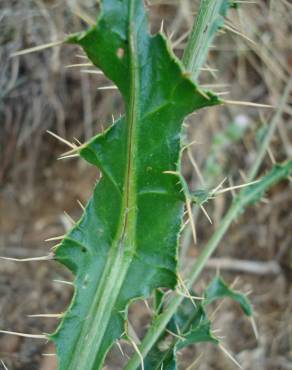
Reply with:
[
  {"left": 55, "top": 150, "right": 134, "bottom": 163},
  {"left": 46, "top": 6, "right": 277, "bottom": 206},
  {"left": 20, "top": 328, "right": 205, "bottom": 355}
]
[{"left": 183, "top": 0, "right": 227, "bottom": 80}]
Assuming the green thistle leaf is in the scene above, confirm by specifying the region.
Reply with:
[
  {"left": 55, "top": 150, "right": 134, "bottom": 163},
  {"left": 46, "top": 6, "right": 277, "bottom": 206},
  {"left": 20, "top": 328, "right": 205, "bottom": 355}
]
[{"left": 50, "top": 1, "right": 220, "bottom": 369}]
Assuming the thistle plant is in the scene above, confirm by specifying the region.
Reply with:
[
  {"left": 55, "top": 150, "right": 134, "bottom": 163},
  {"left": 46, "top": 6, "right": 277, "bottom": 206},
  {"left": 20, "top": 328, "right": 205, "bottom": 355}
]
[{"left": 1, "top": 0, "right": 292, "bottom": 369}]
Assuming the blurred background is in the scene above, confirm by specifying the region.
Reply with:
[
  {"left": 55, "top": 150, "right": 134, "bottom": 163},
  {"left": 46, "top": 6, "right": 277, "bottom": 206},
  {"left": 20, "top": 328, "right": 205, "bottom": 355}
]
[{"left": 0, "top": 0, "right": 292, "bottom": 369}]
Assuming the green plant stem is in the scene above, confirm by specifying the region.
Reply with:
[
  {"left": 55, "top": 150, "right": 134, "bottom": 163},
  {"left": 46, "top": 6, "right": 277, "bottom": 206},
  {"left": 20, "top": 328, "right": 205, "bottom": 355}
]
[
  {"left": 125, "top": 161, "right": 291, "bottom": 370},
  {"left": 183, "top": 0, "right": 227, "bottom": 80}
]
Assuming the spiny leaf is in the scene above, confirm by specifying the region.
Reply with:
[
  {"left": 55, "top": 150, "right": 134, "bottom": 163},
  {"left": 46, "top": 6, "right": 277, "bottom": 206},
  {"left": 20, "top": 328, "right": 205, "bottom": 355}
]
[
  {"left": 144, "top": 301, "right": 217, "bottom": 370},
  {"left": 144, "top": 276, "right": 252, "bottom": 369},
  {"left": 175, "top": 306, "right": 218, "bottom": 350},
  {"left": 50, "top": 1, "right": 220, "bottom": 369},
  {"left": 204, "top": 276, "right": 253, "bottom": 316}
]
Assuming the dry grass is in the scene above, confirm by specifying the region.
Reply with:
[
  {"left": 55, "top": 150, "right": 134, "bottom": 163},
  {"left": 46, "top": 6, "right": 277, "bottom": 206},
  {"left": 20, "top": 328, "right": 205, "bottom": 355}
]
[{"left": 0, "top": 1, "right": 291, "bottom": 369}]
